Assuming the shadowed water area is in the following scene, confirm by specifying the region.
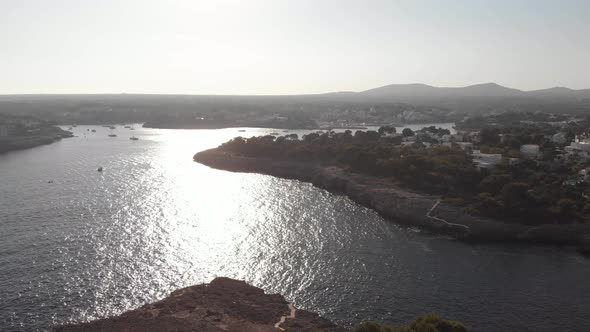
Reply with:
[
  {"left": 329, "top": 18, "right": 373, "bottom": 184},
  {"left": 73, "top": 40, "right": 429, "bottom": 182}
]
[{"left": 1, "top": 125, "right": 589, "bottom": 331}]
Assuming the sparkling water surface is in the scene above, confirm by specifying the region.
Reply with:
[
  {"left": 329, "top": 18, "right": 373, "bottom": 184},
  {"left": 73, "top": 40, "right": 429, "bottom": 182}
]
[{"left": 0, "top": 124, "right": 589, "bottom": 331}]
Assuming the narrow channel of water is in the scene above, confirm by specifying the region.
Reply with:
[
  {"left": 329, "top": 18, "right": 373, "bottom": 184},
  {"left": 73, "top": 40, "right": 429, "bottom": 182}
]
[{"left": 0, "top": 125, "right": 588, "bottom": 331}]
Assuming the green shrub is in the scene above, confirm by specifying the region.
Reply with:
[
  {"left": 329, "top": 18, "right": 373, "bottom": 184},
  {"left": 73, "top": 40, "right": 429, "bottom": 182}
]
[{"left": 354, "top": 314, "right": 466, "bottom": 332}]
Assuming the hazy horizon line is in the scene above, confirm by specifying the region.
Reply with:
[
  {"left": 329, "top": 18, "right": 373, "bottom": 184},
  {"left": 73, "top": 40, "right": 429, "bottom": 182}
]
[{"left": 1, "top": 81, "right": 589, "bottom": 97}]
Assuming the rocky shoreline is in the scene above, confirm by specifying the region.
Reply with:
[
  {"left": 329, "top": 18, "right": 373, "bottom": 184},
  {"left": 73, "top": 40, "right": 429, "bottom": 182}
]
[
  {"left": 0, "top": 129, "right": 73, "bottom": 154},
  {"left": 55, "top": 277, "right": 344, "bottom": 332},
  {"left": 194, "top": 149, "right": 590, "bottom": 253},
  {"left": 54, "top": 278, "right": 466, "bottom": 332}
]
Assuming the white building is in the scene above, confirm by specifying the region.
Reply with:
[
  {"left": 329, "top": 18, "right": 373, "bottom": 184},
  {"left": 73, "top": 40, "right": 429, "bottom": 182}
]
[
  {"left": 520, "top": 144, "right": 540, "bottom": 159},
  {"left": 552, "top": 132, "right": 568, "bottom": 145},
  {"left": 578, "top": 168, "right": 590, "bottom": 183},
  {"left": 443, "top": 142, "right": 474, "bottom": 151},
  {"left": 456, "top": 142, "right": 474, "bottom": 151},
  {"left": 467, "top": 132, "right": 480, "bottom": 143},
  {"left": 453, "top": 132, "right": 467, "bottom": 142},
  {"left": 564, "top": 141, "right": 590, "bottom": 160},
  {"left": 472, "top": 150, "right": 503, "bottom": 169}
]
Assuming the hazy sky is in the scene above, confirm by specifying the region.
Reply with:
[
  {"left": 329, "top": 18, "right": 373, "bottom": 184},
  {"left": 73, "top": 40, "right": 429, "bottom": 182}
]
[{"left": 1, "top": 0, "right": 589, "bottom": 94}]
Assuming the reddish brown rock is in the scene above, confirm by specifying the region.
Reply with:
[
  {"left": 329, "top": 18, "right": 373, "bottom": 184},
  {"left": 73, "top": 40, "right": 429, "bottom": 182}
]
[{"left": 54, "top": 277, "right": 344, "bottom": 332}]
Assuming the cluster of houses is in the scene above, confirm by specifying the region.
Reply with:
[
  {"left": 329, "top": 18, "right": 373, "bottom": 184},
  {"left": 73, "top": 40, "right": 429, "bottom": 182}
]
[
  {"left": 388, "top": 127, "right": 590, "bottom": 172},
  {"left": 391, "top": 130, "right": 497, "bottom": 169},
  {"left": 562, "top": 136, "right": 590, "bottom": 161},
  {"left": 0, "top": 116, "right": 43, "bottom": 137}
]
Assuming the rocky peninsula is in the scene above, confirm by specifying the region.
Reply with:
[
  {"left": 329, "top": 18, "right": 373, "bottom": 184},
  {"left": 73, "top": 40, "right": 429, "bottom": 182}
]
[
  {"left": 55, "top": 277, "right": 466, "bottom": 332},
  {"left": 194, "top": 148, "right": 590, "bottom": 252},
  {"left": 0, "top": 115, "right": 73, "bottom": 154},
  {"left": 55, "top": 277, "right": 343, "bottom": 332}
]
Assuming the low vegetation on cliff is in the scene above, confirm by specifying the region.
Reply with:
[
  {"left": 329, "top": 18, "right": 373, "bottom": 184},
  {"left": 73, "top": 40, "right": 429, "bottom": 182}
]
[
  {"left": 216, "top": 129, "right": 590, "bottom": 225},
  {"left": 353, "top": 314, "right": 466, "bottom": 332}
]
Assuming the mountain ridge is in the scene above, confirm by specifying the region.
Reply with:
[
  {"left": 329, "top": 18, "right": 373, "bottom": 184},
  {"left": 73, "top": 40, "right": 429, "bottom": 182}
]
[
  {"left": 359, "top": 82, "right": 590, "bottom": 98},
  {"left": 1, "top": 83, "right": 589, "bottom": 101}
]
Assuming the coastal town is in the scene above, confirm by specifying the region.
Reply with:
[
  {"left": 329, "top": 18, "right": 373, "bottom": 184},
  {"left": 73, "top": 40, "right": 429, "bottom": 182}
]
[{"left": 322, "top": 111, "right": 590, "bottom": 189}]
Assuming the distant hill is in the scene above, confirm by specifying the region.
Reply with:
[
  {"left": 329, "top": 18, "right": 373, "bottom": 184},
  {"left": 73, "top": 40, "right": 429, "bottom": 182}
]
[
  {"left": 357, "top": 82, "right": 590, "bottom": 99},
  {"left": 1, "top": 83, "right": 590, "bottom": 122},
  {"left": 527, "top": 87, "right": 580, "bottom": 96},
  {"left": 1, "top": 82, "right": 589, "bottom": 101}
]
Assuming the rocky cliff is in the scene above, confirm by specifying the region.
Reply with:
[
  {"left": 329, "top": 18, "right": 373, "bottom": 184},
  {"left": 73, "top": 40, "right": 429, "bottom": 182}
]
[
  {"left": 194, "top": 149, "right": 590, "bottom": 251},
  {"left": 55, "top": 277, "right": 344, "bottom": 332}
]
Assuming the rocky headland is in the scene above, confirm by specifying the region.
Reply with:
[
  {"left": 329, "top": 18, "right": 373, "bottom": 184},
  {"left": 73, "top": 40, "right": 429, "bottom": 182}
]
[
  {"left": 55, "top": 277, "right": 344, "bottom": 332},
  {"left": 0, "top": 125, "right": 73, "bottom": 154},
  {"left": 54, "top": 277, "right": 466, "bottom": 332},
  {"left": 194, "top": 148, "right": 590, "bottom": 253}
]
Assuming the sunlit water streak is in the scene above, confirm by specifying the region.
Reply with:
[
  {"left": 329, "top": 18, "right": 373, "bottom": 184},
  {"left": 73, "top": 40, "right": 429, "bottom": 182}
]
[{"left": 0, "top": 124, "right": 589, "bottom": 332}]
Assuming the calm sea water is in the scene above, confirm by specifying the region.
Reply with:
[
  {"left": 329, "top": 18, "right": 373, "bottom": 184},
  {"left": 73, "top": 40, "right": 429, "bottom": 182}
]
[{"left": 1, "top": 124, "right": 589, "bottom": 332}]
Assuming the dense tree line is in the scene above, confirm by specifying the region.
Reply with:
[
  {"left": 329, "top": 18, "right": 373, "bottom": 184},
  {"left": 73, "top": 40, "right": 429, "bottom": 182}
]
[
  {"left": 218, "top": 128, "right": 590, "bottom": 225},
  {"left": 449, "top": 159, "right": 590, "bottom": 224}
]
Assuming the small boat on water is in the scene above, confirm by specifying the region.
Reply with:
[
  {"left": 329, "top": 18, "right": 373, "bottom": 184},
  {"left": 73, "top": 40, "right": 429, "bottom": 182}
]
[
  {"left": 91, "top": 129, "right": 96, "bottom": 132},
  {"left": 238, "top": 129, "right": 246, "bottom": 132},
  {"left": 108, "top": 134, "right": 117, "bottom": 137},
  {"left": 97, "top": 167, "right": 103, "bottom": 172},
  {"left": 128, "top": 126, "right": 138, "bottom": 140}
]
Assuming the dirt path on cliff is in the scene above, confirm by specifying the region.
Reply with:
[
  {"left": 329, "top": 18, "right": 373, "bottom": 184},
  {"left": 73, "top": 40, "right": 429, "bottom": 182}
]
[
  {"left": 427, "top": 201, "right": 470, "bottom": 230},
  {"left": 274, "top": 303, "right": 297, "bottom": 330}
]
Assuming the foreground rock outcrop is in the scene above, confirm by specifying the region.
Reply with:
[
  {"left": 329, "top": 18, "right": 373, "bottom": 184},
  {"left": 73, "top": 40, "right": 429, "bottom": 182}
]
[
  {"left": 194, "top": 149, "right": 590, "bottom": 252},
  {"left": 55, "top": 277, "right": 344, "bottom": 332}
]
